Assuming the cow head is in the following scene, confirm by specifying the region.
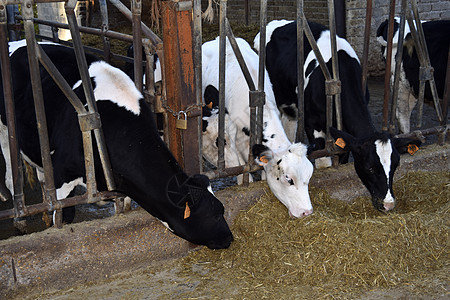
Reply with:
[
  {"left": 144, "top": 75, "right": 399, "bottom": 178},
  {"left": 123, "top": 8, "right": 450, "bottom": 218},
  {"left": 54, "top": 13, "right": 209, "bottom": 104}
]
[
  {"left": 165, "top": 173, "right": 233, "bottom": 249},
  {"left": 252, "top": 143, "right": 314, "bottom": 218},
  {"left": 329, "top": 127, "right": 421, "bottom": 212}
]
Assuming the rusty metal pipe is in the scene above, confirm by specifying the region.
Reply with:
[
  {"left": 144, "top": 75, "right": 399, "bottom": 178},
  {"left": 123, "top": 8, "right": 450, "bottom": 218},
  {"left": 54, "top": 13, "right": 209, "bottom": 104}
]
[
  {"left": 218, "top": 0, "right": 227, "bottom": 172},
  {"left": 382, "top": 0, "right": 396, "bottom": 132},
  {"left": 0, "top": 5, "right": 24, "bottom": 209},
  {"left": 296, "top": 0, "right": 305, "bottom": 143},
  {"left": 389, "top": 0, "right": 407, "bottom": 133},
  {"left": 131, "top": 0, "right": 143, "bottom": 92},
  {"left": 361, "top": 0, "right": 372, "bottom": 99}
]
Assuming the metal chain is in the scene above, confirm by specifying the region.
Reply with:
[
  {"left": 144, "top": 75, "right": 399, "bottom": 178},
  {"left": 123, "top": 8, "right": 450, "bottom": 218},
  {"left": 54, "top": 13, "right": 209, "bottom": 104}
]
[{"left": 161, "top": 95, "right": 202, "bottom": 118}]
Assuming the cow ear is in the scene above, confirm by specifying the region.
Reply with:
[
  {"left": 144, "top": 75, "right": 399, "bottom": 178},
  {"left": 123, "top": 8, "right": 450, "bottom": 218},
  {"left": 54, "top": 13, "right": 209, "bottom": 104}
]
[
  {"left": 252, "top": 144, "right": 273, "bottom": 166},
  {"left": 189, "top": 174, "right": 211, "bottom": 189},
  {"left": 329, "top": 127, "right": 354, "bottom": 151},
  {"left": 392, "top": 138, "right": 422, "bottom": 155}
]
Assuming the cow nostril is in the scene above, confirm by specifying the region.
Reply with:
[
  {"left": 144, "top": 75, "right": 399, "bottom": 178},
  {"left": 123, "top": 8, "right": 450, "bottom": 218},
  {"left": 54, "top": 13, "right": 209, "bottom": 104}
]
[{"left": 303, "top": 209, "right": 313, "bottom": 216}]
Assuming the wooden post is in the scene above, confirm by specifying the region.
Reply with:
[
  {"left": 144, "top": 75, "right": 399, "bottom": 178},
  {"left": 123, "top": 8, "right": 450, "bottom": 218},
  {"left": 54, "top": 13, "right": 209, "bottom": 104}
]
[{"left": 161, "top": 1, "right": 200, "bottom": 175}]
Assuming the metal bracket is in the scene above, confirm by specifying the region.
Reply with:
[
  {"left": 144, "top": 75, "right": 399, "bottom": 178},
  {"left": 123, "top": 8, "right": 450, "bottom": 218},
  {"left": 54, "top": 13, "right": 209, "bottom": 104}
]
[
  {"left": 249, "top": 90, "right": 265, "bottom": 107},
  {"left": 325, "top": 79, "right": 341, "bottom": 96},
  {"left": 78, "top": 112, "right": 102, "bottom": 132},
  {"left": 176, "top": 1, "right": 192, "bottom": 11},
  {"left": 419, "top": 66, "right": 434, "bottom": 81},
  {"left": 0, "top": 1, "right": 6, "bottom": 24}
]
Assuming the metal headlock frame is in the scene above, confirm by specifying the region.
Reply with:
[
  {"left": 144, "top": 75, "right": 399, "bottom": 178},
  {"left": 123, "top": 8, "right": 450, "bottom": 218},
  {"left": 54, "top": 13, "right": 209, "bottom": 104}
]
[
  {"left": 0, "top": 0, "right": 163, "bottom": 228},
  {"left": 380, "top": 0, "right": 448, "bottom": 137},
  {"left": 201, "top": 0, "right": 448, "bottom": 181},
  {"left": 202, "top": 0, "right": 345, "bottom": 182}
]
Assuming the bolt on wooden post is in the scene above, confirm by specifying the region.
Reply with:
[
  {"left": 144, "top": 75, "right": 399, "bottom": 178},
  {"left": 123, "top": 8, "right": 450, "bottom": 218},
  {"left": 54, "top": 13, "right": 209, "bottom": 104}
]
[{"left": 161, "top": 0, "right": 200, "bottom": 175}]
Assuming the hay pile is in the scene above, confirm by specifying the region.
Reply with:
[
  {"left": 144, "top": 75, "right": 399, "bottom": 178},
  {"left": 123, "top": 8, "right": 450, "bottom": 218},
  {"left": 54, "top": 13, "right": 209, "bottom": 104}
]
[{"left": 180, "top": 171, "right": 449, "bottom": 298}]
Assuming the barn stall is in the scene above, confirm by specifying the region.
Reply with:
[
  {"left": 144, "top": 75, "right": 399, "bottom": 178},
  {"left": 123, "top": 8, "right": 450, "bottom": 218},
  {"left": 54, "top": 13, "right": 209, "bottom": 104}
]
[{"left": 1, "top": 0, "right": 449, "bottom": 298}]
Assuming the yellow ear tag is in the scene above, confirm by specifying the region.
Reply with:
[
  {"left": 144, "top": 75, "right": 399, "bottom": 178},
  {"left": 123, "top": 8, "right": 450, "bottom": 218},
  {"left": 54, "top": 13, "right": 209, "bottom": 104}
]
[
  {"left": 206, "top": 102, "right": 213, "bottom": 109},
  {"left": 259, "top": 155, "right": 269, "bottom": 164},
  {"left": 184, "top": 202, "right": 191, "bottom": 219},
  {"left": 335, "top": 138, "right": 346, "bottom": 149},
  {"left": 407, "top": 144, "right": 419, "bottom": 155}
]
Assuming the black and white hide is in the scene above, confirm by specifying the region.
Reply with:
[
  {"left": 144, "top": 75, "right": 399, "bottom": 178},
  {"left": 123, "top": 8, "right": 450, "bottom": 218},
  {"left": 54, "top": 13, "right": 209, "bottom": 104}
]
[
  {"left": 0, "top": 42, "right": 233, "bottom": 249},
  {"left": 256, "top": 20, "right": 422, "bottom": 212}
]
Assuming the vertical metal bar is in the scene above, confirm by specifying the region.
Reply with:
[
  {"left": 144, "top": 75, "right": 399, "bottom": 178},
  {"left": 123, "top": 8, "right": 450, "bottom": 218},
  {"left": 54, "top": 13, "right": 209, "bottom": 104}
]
[
  {"left": 441, "top": 48, "right": 450, "bottom": 129},
  {"left": 65, "top": 0, "right": 98, "bottom": 200},
  {"left": 327, "top": 0, "right": 342, "bottom": 132},
  {"left": 98, "top": 0, "right": 110, "bottom": 63},
  {"left": 131, "top": 0, "right": 143, "bottom": 92},
  {"left": 23, "top": 1, "right": 60, "bottom": 226},
  {"left": 257, "top": 0, "right": 266, "bottom": 145},
  {"left": 389, "top": 0, "right": 407, "bottom": 133},
  {"left": 218, "top": 0, "right": 226, "bottom": 172},
  {"left": 382, "top": 0, "right": 396, "bottom": 132},
  {"left": 361, "top": 0, "right": 372, "bottom": 99},
  {"left": 193, "top": 0, "right": 203, "bottom": 172},
  {"left": 245, "top": 0, "right": 249, "bottom": 26},
  {"left": 296, "top": 0, "right": 305, "bottom": 143},
  {"left": 0, "top": 5, "right": 24, "bottom": 211},
  {"left": 409, "top": 0, "right": 443, "bottom": 124}
]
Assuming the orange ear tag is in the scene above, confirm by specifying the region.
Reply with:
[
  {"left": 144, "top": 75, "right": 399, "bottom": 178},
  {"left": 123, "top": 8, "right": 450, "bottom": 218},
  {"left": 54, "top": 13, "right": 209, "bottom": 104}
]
[
  {"left": 259, "top": 155, "right": 269, "bottom": 164},
  {"left": 407, "top": 144, "right": 419, "bottom": 155},
  {"left": 335, "top": 138, "right": 346, "bottom": 149},
  {"left": 184, "top": 202, "right": 191, "bottom": 219},
  {"left": 206, "top": 102, "right": 213, "bottom": 109}
]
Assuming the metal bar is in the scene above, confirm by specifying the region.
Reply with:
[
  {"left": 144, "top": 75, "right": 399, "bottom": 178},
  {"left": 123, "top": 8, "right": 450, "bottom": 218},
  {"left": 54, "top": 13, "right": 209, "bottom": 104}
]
[
  {"left": 98, "top": 0, "right": 111, "bottom": 62},
  {"left": 296, "top": 0, "right": 305, "bottom": 143},
  {"left": 23, "top": 2, "right": 60, "bottom": 225},
  {"left": 389, "top": 0, "right": 407, "bottom": 133},
  {"left": 442, "top": 48, "right": 450, "bottom": 128},
  {"left": 36, "top": 45, "right": 86, "bottom": 114},
  {"left": 406, "top": 8, "right": 443, "bottom": 126},
  {"left": 361, "top": 0, "right": 372, "bottom": 99},
  {"left": 65, "top": 0, "right": 98, "bottom": 199},
  {"left": 327, "top": 0, "right": 343, "bottom": 134},
  {"left": 225, "top": 21, "right": 256, "bottom": 93},
  {"left": 302, "top": 12, "right": 332, "bottom": 81},
  {"left": 16, "top": 16, "right": 135, "bottom": 42},
  {"left": 0, "top": 4, "right": 24, "bottom": 208},
  {"left": 0, "top": 190, "right": 125, "bottom": 220},
  {"left": 108, "top": 0, "right": 162, "bottom": 50},
  {"left": 382, "top": 0, "right": 396, "bottom": 131},
  {"left": 218, "top": 0, "right": 226, "bottom": 172},
  {"left": 193, "top": 0, "right": 203, "bottom": 172},
  {"left": 256, "top": 0, "right": 266, "bottom": 145},
  {"left": 409, "top": 0, "right": 443, "bottom": 124},
  {"left": 131, "top": 0, "right": 143, "bottom": 92}
]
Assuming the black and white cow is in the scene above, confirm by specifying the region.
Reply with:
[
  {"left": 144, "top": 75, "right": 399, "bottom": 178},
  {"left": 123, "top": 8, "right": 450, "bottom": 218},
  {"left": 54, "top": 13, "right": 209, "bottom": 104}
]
[
  {"left": 0, "top": 42, "right": 233, "bottom": 249},
  {"left": 202, "top": 37, "right": 314, "bottom": 218},
  {"left": 376, "top": 18, "right": 450, "bottom": 133},
  {"left": 257, "top": 20, "right": 422, "bottom": 212}
]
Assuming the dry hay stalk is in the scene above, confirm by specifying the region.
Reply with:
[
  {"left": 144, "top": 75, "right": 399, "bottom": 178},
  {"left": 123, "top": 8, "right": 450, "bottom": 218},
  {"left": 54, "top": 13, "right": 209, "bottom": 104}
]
[
  {"left": 202, "top": 0, "right": 215, "bottom": 24},
  {"left": 180, "top": 171, "right": 449, "bottom": 298}
]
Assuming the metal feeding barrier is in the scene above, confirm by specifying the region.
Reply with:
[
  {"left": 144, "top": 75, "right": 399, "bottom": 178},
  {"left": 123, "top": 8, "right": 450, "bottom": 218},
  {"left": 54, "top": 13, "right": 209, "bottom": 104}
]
[
  {"left": 0, "top": 0, "right": 163, "bottom": 229},
  {"left": 0, "top": 0, "right": 448, "bottom": 232},
  {"left": 381, "top": 0, "right": 447, "bottom": 138}
]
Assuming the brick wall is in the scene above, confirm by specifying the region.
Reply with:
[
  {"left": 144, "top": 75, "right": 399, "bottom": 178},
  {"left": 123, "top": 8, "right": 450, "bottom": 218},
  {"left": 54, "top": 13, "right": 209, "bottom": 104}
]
[{"left": 204, "top": 0, "right": 450, "bottom": 76}]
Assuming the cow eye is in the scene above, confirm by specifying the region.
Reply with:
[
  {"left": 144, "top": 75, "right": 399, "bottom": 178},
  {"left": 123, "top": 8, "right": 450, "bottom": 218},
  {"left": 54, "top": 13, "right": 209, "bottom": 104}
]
[{"left": 285, "top": 175, "right": 294, "bottom": 186}]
